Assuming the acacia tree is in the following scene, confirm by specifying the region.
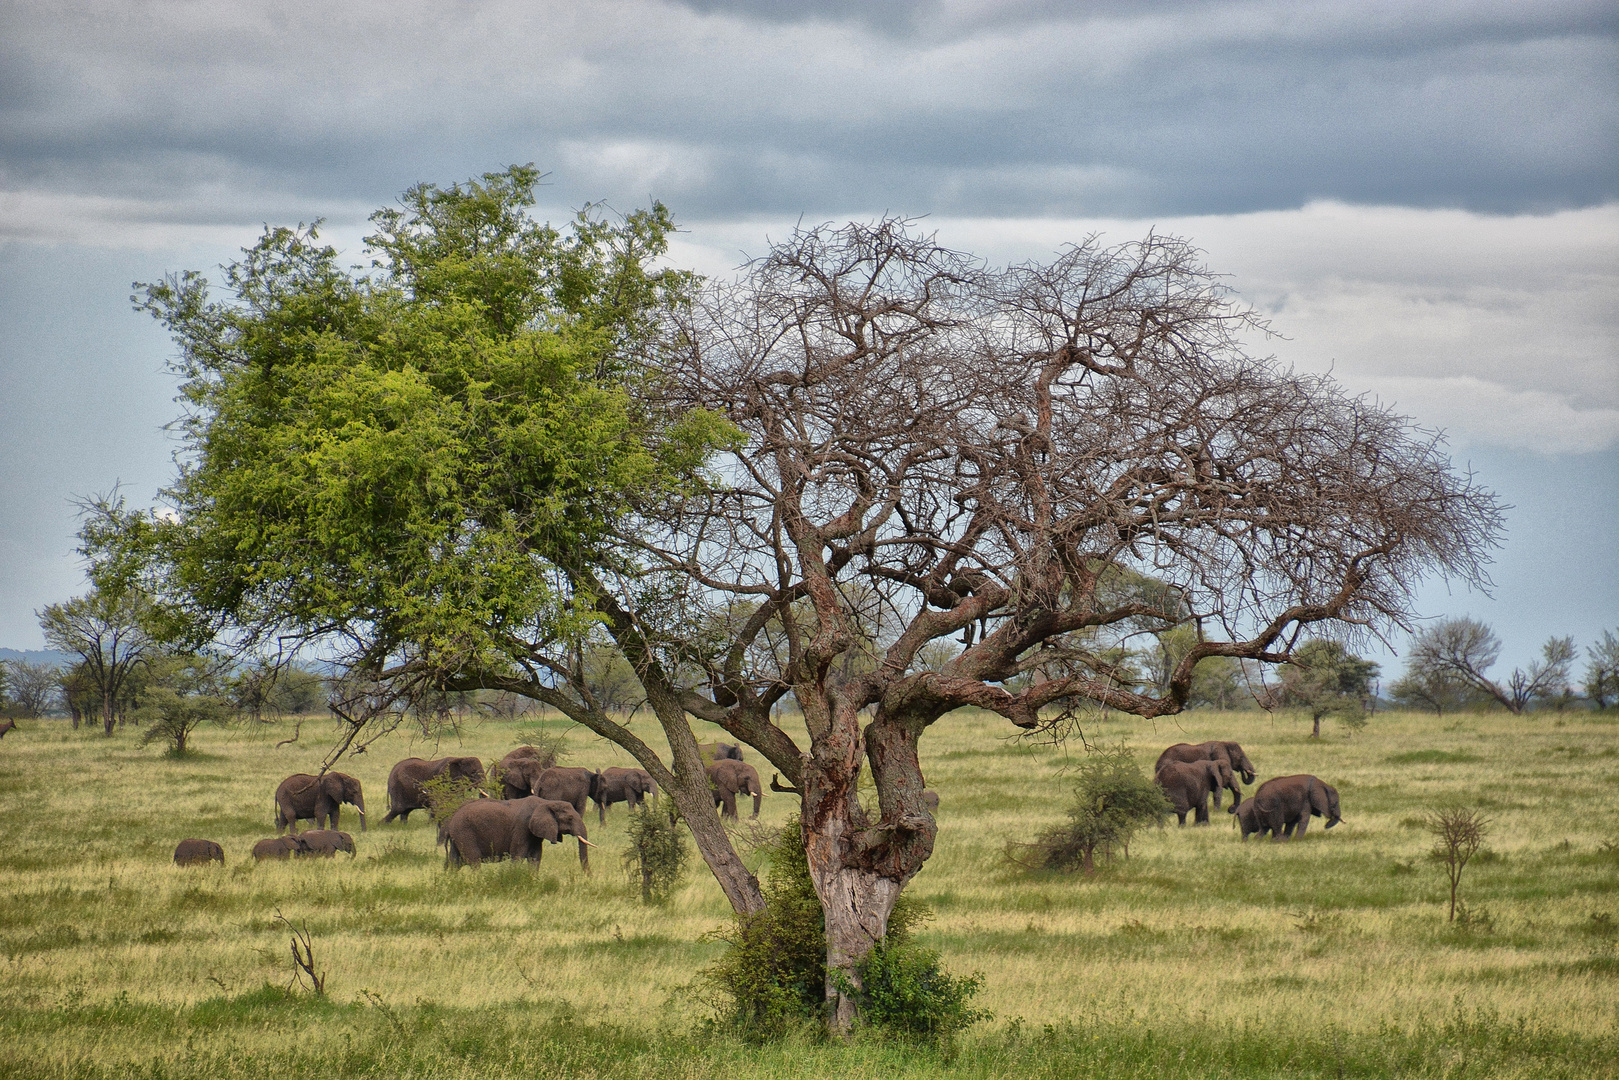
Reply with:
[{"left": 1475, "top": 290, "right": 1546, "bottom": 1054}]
[
  {"left": 1280, "top": 640, "right": 1380, "bottom": 737},
  {"left": 611, "top": 221, "right": 1500, "bottom": 1028},
  {"left": 119, "top": 188, "right": 1502, "bottom": 1032},
  {"left": 1407, "top": 618, "right": 1575, "bottom": 714},
  {"left": 1586, "top": 629, "right": 1619, "bottom": 710},
  {"left": 39, "top": 589, "right": 155, "bottom": 734}
]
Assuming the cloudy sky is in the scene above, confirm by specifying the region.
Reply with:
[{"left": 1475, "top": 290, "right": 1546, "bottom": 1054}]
[{"left": 1, "top": 0, "right": 1614, "bottom": 677}]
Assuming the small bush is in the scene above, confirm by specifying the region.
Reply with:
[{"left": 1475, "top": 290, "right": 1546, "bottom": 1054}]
[
  {"left": 136, "top": 688, "right": 229, "bottom": 757},
  {"left": 421, "top": 774, "right": 484, "bottom": 824},
  {"left": 840, "top": 939, "right": 988, "bottom": 1042},
  {"left": 623, "top": 805, "right": 689, "bottom": 903},
  {"left": 1009, "top": 742, "right": 1170, "bottom": 874}
]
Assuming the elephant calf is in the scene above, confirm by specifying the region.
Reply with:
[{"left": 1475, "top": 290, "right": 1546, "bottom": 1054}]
[
  {"left": 295, "top": 829, "right": 357, "bottom": 857},
  {"left": 697, "top": 741, "right": 744, "bottom": 763},
  {"left": 173, "top": 838, "right": 224, "bottom": 866},
  {"left": 1236, "top": 774, "right": 1342, "bottom": 842},
  {"left": 442, "top": 797, "right": 592, "bottom": 870},
  {"left": 253, "top": 835, "right": 309, "bottom": 860},
  {"left": 592, "top": 766, "right": 657, "bottom": 824},
  {"left": 275, "top": 771, "right": 366, "bottom": 834},
  {"left": 708, "top": 759, "right": 762, "bottom": 820}
]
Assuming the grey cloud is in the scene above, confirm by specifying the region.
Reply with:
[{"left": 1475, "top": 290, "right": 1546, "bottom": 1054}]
[{"left": 0, "top": 0, "right": 1612, "bottom": 232}]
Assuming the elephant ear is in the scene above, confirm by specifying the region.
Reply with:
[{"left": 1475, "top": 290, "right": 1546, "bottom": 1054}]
[
  {"left": 321, "top": 773, "right": 344, "bottom": 799},
  {"left": 1308, "top": 780, "right": 1330, "bottom": 816},
  {"left": 529, "top": 805, "right": 561, "bottom": 843}
]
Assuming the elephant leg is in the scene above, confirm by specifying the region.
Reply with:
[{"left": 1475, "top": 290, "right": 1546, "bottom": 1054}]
[
  {"left": 1294, "top": 814, "right": 1310, "bottom": 839},
  {"left": 722, "top": 791, "right": 737, "bottom": 819},
  {"left": 1194, "top": 799, "right": 1210, "bottom": 825}
]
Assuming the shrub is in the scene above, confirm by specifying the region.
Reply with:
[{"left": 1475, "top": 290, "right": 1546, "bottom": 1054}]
[
  {"left": 839, "top": 938, "right": 988, "bottom": 1042},
  {"left": 1010, "top": 742, "right": 1170, "bottom": 874},
  {"left": 421, "top": 773, "right": 484, "bottom": 824},
  {"left": 623, "top": 805, "right": 689, "bottom": 903},
  {"left": 701, "top": 817, "right": 938, "bottom": 1039}
]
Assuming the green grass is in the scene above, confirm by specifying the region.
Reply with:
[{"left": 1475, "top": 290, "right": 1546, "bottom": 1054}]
[{"left": 0, "top": 709, "right": 1616, "bottom": 1077}]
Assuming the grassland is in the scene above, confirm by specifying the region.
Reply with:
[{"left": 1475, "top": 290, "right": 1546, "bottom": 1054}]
[{"left": 0, "top": 706, "right": 1615, "bottom": 1078}]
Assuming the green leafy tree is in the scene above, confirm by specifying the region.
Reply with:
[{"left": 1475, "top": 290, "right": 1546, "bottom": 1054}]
[
  {"left": 1280, "top": 640, "right": 1380, "bottom": 737},
  {"left": 39, "top": 588, "right": 155, "bottom": 735},
  {"left": 135, "top": 652, "right": 230, "bottom": 756},
  {"left": 1586, "top": 629, "right": 1619, "bottom": 710}
]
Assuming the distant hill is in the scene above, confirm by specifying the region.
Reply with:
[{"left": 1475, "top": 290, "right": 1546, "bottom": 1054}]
[{"left": 0, "top": 648, "right": 76, "bottom": 669}]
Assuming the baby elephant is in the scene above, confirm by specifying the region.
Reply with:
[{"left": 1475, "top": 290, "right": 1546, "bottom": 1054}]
[
  {"left": 295, "top": 829, "right": 357, "bottom": 857},
  {"left": 253, "top": 835, "right": 309, "bottom": 860},
  {"left": 173, "top": 838, "right": 224, "bottom": 866},
  {"left": 1233, "top": 774, "right": 1342, "bottom": 842}
]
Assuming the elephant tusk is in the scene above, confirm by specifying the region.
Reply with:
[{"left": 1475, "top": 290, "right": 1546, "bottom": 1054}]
[{"left": 576, "top": 837, "right": 597, "bottom": 847}]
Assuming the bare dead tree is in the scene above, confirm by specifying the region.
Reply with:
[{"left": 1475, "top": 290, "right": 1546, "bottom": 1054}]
[
  {"left": 606, "top": 220, "right": 1504, "bottom": 1029},
  {"left": 1425, "top": 807, "right": 1490, "bottom": 922}
]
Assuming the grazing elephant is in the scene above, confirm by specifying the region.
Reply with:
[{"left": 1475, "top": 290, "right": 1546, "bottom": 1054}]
[
  {"left": 1240, "top": 774, "right": 1342, "bottom": 842},
  {"left": 275, "top": 772, "right": 366, "bottom": 834},
  {"left": 442, "top": 797, "right": 592, "bottom": 870},
  {"left": 252, "top": 835, "right": 309, "bottom": 860},
  {"left": 383, "top": 756, "right": 486, "bottom": 823},
  {"left": 1155, "top": 759, "right": 1233, "bottom": 825},
  {"left": 295, "top": 829, "right": 356, "bottom": 857},
  {"left": 708, "top": 759, "right": 763, "bottom": 820},
  {"left": 1229, "top": 798, "right": 1276, "bottom": 841},
  {"left": 532, "top": 766, "right": 598, "bottom": 817},
  {"left": 494, "top": 755, "right": 550, "bottom": 800},
  {"left": 173, "top": 838, "right": 224, "bottom": 866},
  {"left": 592, "top": 766, "right": 657, "bottom": 824},
  {"left": 698, "top": 741, "right": 744, "bottom": 763},
  {"left": 1156, "top": 741, "right": 1254, "bottom": 795}
]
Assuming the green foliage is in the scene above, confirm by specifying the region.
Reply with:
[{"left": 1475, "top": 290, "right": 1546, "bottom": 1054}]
[
  {"left": 840, "top": 939, "right": 988, "bottom": 1043},
  {"left": 124, "top": 164, "right": 736, "bottom": 691},
  {"left": 1281, "top": 639, "right": 1380, "bottom": 734},
  {"left": 702, "top": 818, "right": 930, "bottom": 1038},
  {"left": 420, "top": 773, "right": 486, "bottom": 824},
  {"left": 622, "top": 805, "right": 689, "bottom": 902},
  {"left": 1389, "top": 665, "right": 1479, "bottom": 716},
  {"left": 1013, "top": 743, "right": 1170, "bottom": 874},
  {"left": 134, "top": 686, "right": 229, "bottom": 757}
]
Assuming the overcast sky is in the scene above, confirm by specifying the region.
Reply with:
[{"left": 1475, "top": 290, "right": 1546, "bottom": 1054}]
[{"left": 1, "top": 0, "right": 1614, "bottom": 677}]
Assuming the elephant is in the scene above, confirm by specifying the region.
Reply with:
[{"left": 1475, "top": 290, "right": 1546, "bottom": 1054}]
[
  {"left": 295, "top": 829, "right": 356, "bottom": 857},
  {"left": 442, "top": 796, "right": 592, "bottom": 870},
  {"left": 275, "top": 772, "right": 366, "bottom": 834},
  {"left": 708, "top": 758, "right": 762, "bottom": 820},
  {"left": 922, "top": 790, "right": 940, "bottom": 813},
  {"left": 592, "top": 766, "right": 658, "bottom": 824},
  {"left": 532, "top": 766, "right": 598, "bottom": 817},
  {"left": 383, "top": 756, "right": 486, "bottom": 823},
  {"left": 698, "top": 741, "right": 744, "bottom": 763},
  {"left": 252, "top": 835, "right": 309, "bottom": 860},
  {"left": 494, "top": 755, "right": 551, "bottom": 800},
  {"left": 1229, "top": 798, "right": 1275, "bottom": 841},
  {"left": 1156, "top": 741, "right": 1254, "bottom": 795},
  {"left": 493, "top": 746, "right": 559, "bottom": 797},
  {"left": 1236, "top": 774, "right": 1342, "bottom": 842},
  {"left": 1155, "top": 758, "right": 1234, "bottom": 825},
  {"left": 173, "top": 838, "right": 224, "bottom": 866}
]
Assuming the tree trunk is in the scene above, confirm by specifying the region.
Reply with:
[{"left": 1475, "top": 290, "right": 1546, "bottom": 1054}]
[
  {"left": 102, "top": 692, "right": 116, "bottom": 736},
  {"left": 800, "top": 706, "right": 937, "bottom": 1033},
  {"left": 1311, "top": 713, "right": 1322, "bottom": 738}
]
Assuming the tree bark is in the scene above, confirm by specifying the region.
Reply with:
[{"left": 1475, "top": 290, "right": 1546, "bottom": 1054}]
[{"left": 799, "top": 703, "right": 937, "bottom": 1033}]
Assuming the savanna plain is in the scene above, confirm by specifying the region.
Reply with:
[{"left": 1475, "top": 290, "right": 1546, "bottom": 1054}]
[{"left": 0, "top": 707, "right": 1615, "bottom": 1079}]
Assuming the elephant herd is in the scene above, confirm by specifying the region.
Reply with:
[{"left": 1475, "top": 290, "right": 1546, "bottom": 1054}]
[
  {"left": 1153, "top": 741, "right": 1342, "bottom": 842},
  {"left": 171, "top": 740, "right": 769, "bottom": 871}
]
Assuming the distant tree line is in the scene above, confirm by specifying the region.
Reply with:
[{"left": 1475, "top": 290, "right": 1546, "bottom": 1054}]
[{"left": 1389, "top": 619, "right": 1618, "bottom": 715}]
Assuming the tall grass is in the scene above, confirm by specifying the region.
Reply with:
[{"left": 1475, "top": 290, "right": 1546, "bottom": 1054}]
[{"left": 0, "top": 708, "right": 1615, "bottom": 1077}]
